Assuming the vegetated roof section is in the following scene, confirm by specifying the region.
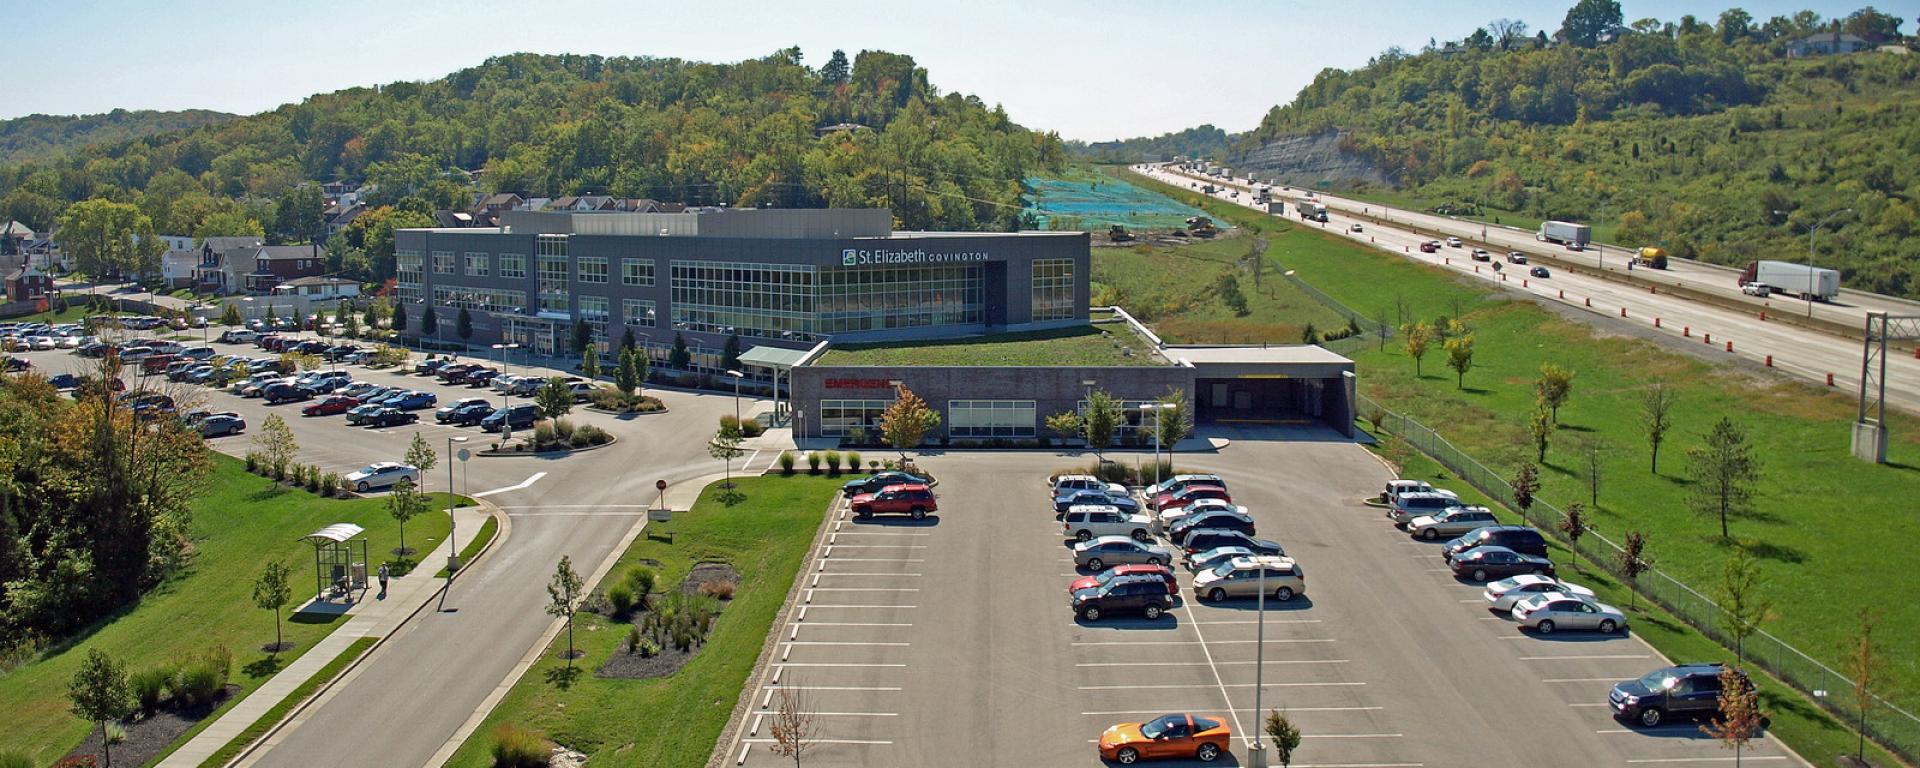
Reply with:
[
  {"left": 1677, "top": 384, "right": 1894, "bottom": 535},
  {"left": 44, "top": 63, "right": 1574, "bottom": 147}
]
[
  {"left": 816, "top": 325, "right": 1165, "bottom": 368},
  {"left": 303, "top": 523, "right": 365, "bottom": 543}
]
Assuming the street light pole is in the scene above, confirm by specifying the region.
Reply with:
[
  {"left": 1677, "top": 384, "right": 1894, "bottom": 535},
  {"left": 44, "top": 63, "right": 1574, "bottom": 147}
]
[
  {"left": 445, "top": 436, "right": 467, "bottom": 576},
  {"left": 1140, "top": 403, "right": 1162, "bottom": 490},
  {"left": 1252, "top": 562, "right": 1267, "bottom": 763},
  {"left": 725, "top": 369, "right": 745, "bottom": 424}
]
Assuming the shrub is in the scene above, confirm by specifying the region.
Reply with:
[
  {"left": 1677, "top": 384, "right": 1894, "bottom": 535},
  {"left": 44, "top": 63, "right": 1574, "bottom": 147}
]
[
  {"left": 0, "top": 751, "right": 36, "bottom": 768},
  {"left": 625, "top": 566, "right": 656, "bottom": 600},
  {"left": 489, "top": 723, "right": 551, "bottom": 768},
  {"left": 635, "top": 637, "right": 660, "bottom": 658},
  {"left": 699, "top": 579, "right": 737, "bottom": 600},
  {"left": 104, "top": 723, "right": 126, "bottom": 745},
  {"left": 807, "top": 451, "right": 821, "bottom": 474},
  {"left": 321, "top": 472, "right": 341, "bottom": 497},
  {"left": 532, "top": 421, "right": 557, "bottom": 449},
  {"left": 569, "top": 430, "right": 592, "bottom": 448},
  {"left": 589, "top": 387, "right": 625, "bottom": 410},
  {"left": 170, "top": 663, "right": 223, "bottom": 707},
  {"left": 607, "top": 583, "right": 634, "bottom": 614},
  {"left": 553, "top": 418, "right": 576, "bottom": 441},
  {"left": 244, "top": 452, "right": 259, "bottom": 474},
  {"left": 846, "top": 451, "right": 861, "bottom": 471},
  {"left": 131, "top": 664, "right": 176, "bottom": 711},
  {"left": 847, "top": 426, "right": 869, "bottom": 445},
  {"left": 304, "top": 465, "right": 322, "bottom": 491},
  {"left": 778, "top": 450, "right": 796, "bottom": 475},
  {"left": 824, "top": 450, "right": 842, "bottom": 475},
  {"left": 572, "top": 424, "right": 611, "bottom": 446}
]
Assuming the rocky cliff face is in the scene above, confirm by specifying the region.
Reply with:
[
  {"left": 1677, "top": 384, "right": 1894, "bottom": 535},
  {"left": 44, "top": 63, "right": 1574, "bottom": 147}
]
[{"left": 1231, "top": 131, "right": 1384, "bottom": 188}]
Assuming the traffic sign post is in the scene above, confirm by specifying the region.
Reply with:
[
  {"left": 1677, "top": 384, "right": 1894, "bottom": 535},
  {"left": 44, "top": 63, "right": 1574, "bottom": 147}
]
[{"left": 649, "top": 479, "right": 673, "bottom": 542}]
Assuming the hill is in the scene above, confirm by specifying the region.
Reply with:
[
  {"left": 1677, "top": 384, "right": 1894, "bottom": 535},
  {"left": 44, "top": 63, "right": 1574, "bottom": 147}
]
[
  {"left": 0, "top": 50, "right": 1064, "bottom": 248},
  {"left": 0, "top": 109, "right": 236, "bottom": 166},
  {"left": 1227, "top": 5, "right": 1920, "bottom": 297},
  {"left": 1065, "top": 124, "right": 1237, "bottom": 163}
]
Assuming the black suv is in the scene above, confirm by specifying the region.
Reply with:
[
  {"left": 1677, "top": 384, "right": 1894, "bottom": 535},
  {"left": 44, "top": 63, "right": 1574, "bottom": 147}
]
[
  {"left": 481, "top": 404, "right": 539, "bottom": 432},
  {"left": 1168, "top": 510, "right": 1256, "bottom": 545},
  {"left": 1180, "top": 529, "right": 1284, "bottom": 557},
  {"left": 1610, "top": 663, "right": 1750, "bottom": 728},
  {"left": 1070, "top": 578, "right": 1175, "bottom": 622},
  {"left": 1442, "top": 525, "right": 1549, "bottom": 561}
]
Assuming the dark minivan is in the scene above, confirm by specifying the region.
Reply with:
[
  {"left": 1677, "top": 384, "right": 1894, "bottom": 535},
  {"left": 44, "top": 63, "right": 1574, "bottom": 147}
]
[
  {"left": 1442, "top": 525, "right": 1549, "bottom": 561},
  {"left": 1610, "top": 663, "right": 1750, "bottom": 728},
  {"left": 480, "top": 404, "right": 539, "bottom": 432}
]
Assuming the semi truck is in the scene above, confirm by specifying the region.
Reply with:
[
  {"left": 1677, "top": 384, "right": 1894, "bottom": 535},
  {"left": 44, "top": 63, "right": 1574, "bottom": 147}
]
[
  {"left": 1632, "top": 247, "right": 1668, "bottom": 269},
  {"left": 1739, "top": 260, "right": 1839, "bottom": 301},
  {"left": 1266, "top": 200, "right": 1286, "bottom": 215},
  {"left": 1536, "top": 220, "right": 1592, "bottom": 248},
  {"left": 1294, "top": 199, "right": 1328, "bottom": 222}
]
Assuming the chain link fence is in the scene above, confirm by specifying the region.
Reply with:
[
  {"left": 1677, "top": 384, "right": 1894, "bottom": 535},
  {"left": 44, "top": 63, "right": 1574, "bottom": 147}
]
[{"left": 1357, "top": 394, "right": 1919, "bottom": 763}]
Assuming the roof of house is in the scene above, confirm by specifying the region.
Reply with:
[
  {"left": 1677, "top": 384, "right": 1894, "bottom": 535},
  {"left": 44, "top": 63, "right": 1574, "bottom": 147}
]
[
  {"left": 1796, "top": 32, "right": 1870, "bottom": 44},
  {"left": 1, "top": 221, "right": 34, "bottom": 238},
  {"left": 480, "top": 192, "right": 524, "bottom": 206},
  {"left": 250, "top": 245, "right": 321, "bottom": 261},
  {"left": 281, "top": 276, "right": 358, "bottom": 287},
  {"left": 201, "top": 236, "right": 264, "bottom": 253}
]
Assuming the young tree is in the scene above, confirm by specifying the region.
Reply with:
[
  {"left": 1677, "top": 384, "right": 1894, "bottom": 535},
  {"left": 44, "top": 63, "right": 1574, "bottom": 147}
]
[
  {"left": 1640, "top": 382, "right": 1676, "bottom": 473},
  {"left": 387, "top": 477, "right": 427, "bottom": 556},
  {"left": 668, "top": 332, "right": 691, "bottom": 369},
  {"left": 878, "top": 384, "right": 940, "bottom": 461},
  {"left": 546, "top": 555, "right": 585, "bottom": 667},
  {"left": 768, "top": 685, "right": 822, "bottom": 768},
  {"left": 1536, "top": 364, "right": 1575, "bottom": 424},
  {"left": 1401, "top": 321, "right": 1433, "bottom": 377},
  {"left": 1687, "top": 418, "right": 1759, "bottom": 541},
  {"left": 1700, "top": 664, "right": 1764, "bottom": 762},
  {"left": 1373, "top": 310, "right": 1391, "bottom": 351},
  {"left": 1579, "top": 437, "right": 1607, "bottom": 507},
  {"left": 1266, "top": 709, "right": 1303, "bottom": 767},
  {"left": 615, "top": 347, "right": 642, "bottom": 396},
  {"left": 363, "top": 303, "right": 380, "bottom": 330},
  {"left": 1559, "top": 502, "right": 1588, "bottom": 547},
  {"left": 1045, "top": 411, "right": 1083, "bottom": 443},
  {"left": 723, "top": 332, "right": 743, "bottom": 371},
  {"left": 1511, "top": 461, "right": 1539, "bottom": 513},
  {"left": 391, "top": 303, "right": 408, "bottom": 333},
  {"left": 254, "top": 413, "right": 298, "bottom": 476},
  {"left": 456, "top": 307, "right": 473, "bottom": 350},
  {"left": 1842, "top": 607, "right": 1884, "bottom": 763},
  {"left": 710, "top": 422, "right": 746, "bottom": 489},
  {"left": 1154, "top": 387, "right": 1195, "bottom": 462},
  {"left": 581, "top": 347, "right": 600, "bottom": 380},
  {"left": 405, "top": 431, "right": 438, "bottom": 480},
  {"left": 535, "top": 377, "right": 574, "bottom": 420},
  {"left": 219, "top": 302, "right": 243, "bottom": 327},
  {"left": 1528, "top": 403, "right": 1555, "bottom": 463},
  {"left": 1716, "top": 548, "right": 1775, "bottom": 664},
  {"left": 620, "top": 326, "right": 637, "bottom": 351},
  {"left": 253, "top": 560, "right": 292, "bottom": 654},
  {"left": 1443, "top": 328, "right": 1475, "bottom": 389},
  {"left": 1618, "top": 531, "right": 1653, "bottom": 608},
  {"left": 570, "top": 318, "right": 591, "bottom": 355},
  {"left": 1081, "top": 389, "right": 1122, "bottom": 462},
  {"left": 68, "top": 647, "right": 133, "bottom": 768}
]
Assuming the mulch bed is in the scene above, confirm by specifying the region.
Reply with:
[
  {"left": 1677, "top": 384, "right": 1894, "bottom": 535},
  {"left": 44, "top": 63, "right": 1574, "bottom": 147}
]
[
  {"left": 594, "top": 563, "right": 738, "bottom": 681},
  {"left": 62, "top": 683, "right": 240, "bottom": 767}
]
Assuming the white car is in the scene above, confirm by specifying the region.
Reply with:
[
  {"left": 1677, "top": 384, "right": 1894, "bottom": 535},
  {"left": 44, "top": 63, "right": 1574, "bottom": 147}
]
[
  {"left": 1742, "top": 282, "right": 1771, "bottom": 297},
  {"left": 345, "top": 462, "right": 421, "bottom": 493},
  {"left": 58, "top": 335, "right": 82, "bottom": 349},
  {"left": 1061, "top": 505, "right": 1155, "bottom": 543},
  {"left": 1446, "top": 237, "right": 1463, "bottom": 247},
  {"left": 1484, "top": 574, "right": 1596, "bottom": 611},
  {"left": 1511, "top": 592, "right": 1627, "bottom": 634},
  {"left": 1051, "top": 475, "right": 1128, "bottom": 498},
  {"left": 1155, "top": 498, "right": 1247, "bottom": 533}
]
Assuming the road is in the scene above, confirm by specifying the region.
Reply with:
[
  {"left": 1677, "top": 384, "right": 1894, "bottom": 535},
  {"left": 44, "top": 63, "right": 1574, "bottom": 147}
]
[{"left": 1134, "top": 164, "right": 1920, "bottom": 415}]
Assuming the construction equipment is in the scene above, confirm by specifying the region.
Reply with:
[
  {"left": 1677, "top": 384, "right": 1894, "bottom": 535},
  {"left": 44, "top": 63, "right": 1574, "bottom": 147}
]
[
  {"left": 1108, "top": 224, "right": 1133, "bottom": 242},
  {"left": 1185, "top": 216, "right": 1218, "bottom": 238}
]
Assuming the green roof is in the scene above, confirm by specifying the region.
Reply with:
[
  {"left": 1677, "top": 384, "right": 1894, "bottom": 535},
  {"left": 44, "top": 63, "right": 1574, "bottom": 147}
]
[{"left": 815, "top": 324, "right": 1164, "bottom": 367}]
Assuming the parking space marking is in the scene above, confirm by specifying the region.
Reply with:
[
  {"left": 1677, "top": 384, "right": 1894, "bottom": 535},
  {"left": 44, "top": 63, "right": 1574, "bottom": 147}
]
[
  {"left": 1081, "top": 707, "right": 1383, "bottom": 716},
  {"left": 1622, "top": 758, "right": 1789, "bottom": 764},
  {"left": 1520, "top": 654, "right": 1651, "bottom": 661},
  {"left": 1080, "top": 682, "right": 1367, "bottom": 690},
  {"left": 780, "top": 641, "right": 910, "bottom": 647},
  {"left": 1072, "top": 638, "right": 1336, "bottom": 646},
  {"left": 1543, "top": 677, "right": 1626, "bottom": 683},
  {"left": 1078, "top": 659, "right": 1349, "bottom": 668}
]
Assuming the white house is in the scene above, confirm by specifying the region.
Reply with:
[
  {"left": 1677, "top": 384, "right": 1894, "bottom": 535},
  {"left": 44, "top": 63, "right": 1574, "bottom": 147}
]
[{"left": 272, "top": 276, "right": 361, "bottom": 299}]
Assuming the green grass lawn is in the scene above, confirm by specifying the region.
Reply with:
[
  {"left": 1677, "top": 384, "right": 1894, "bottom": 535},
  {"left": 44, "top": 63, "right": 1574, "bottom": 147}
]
[
  {"left": 1123, "top": 166, "right": 1920, "bottom": 759},
  {"left": 5, "top": 303, "right": 118, "bottom": 325},
  {"left": 818, "top": 324, "right": 1161, "bottom": 367},
  {"left": 445, "top": 474, "right": 847, "bottom": 768},
  {"left": 0, "top": 456, "right": 455, "bottom": 765},
  {"left": 188, "top": 636, "right": 378, "bottom": 768}
]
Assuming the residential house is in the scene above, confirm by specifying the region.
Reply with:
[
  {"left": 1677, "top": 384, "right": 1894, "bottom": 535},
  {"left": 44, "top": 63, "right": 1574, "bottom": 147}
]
[
  {"left": 433, "top": 210, "right": 474, "bottom": 228},
  {"left": 190, "top": 236, "right": 267, "bottom": 294},
  {"left": 160, "top": 249, "right": 201, "bottom": 289},
  {"left": 273, "top": 275, "right": 361, "bottom": 299},
  {"left": 3, "top": 221, "right": 37, "bottom": 256},
  {"left": 815, "top": 122, "right": 871, "bottom": 137},
  {"left": 243, "top": 245, "right": 324, "bottom": 293},
  {"left": 549, "top": 195, "right": 615, "bottom": 211},
  {"left": 5, "top": 265, "right": 54, "bottom": 303},
  {"left": 1789, "top": 32, "right": 1871, "bottom": 57},
  {"left": 324, "top": 202, "right": 366, "bottom": 235}
]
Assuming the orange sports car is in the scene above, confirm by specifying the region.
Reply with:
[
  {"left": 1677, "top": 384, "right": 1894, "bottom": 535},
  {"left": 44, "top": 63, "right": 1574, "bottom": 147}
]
[{"left": 1097, "top": 712, "right": 1231, "bottom": 763}]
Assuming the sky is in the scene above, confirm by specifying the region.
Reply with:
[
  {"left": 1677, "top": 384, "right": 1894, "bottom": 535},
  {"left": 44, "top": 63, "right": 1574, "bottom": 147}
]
[{"left": 0, "top": 0, "right": 1900, "bottom": 141}]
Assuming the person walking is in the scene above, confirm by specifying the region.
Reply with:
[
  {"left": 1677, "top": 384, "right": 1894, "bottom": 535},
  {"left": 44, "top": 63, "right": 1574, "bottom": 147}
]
[{"left": 377, "top": 563, "right": 390, "bottom": 598}]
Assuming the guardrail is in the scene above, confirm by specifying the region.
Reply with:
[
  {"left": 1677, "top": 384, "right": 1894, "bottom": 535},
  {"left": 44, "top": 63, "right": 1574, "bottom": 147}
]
[{"left": 1357, "top": 393, "right": 1920, "bottom": 763}]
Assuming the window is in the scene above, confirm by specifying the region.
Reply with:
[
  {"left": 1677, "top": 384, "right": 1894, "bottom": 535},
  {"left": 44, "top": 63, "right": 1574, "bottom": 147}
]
[
  {"left": 577, "top": 295, "right": 610, "bottom": 323},
  {"left": 819, "top": 399, "right": 892, "bottom": 437},
  {"left": 537, "top": 254, "right": 569, "bottom": 315},
  {"left": 949, "top": 400, "right": 1036, "bottom": 438},
  {"left": 432, "top": 250, "right": 455, "bottom": 275},
  {"left": 433, "top": 286, "right": 527, "bottom": 313},
  {"left": 622, "top": 298, "right": 656, "bottom": 327},
  {"left": 622, "top": 258, "right": 654, "bottom": 287},
  {"left": 464, "top": 252, "right": 490, "bottom": 277},
  {"left": 671, "top": 260, "right": 817, "bottom": 339},
  {"left": 1031, "top": 258, "right": 1075, "bottom": 321},
  {"left": 816, "top": 264, "right": 983, "bottom": 334},
  {"left": 499, "top": 253, "right": 526, "bottom": 279},
  {"left": 577, "top": 256, "right": 608, "bottom": 284},
  {"left": 395, "top": 250, "right": 424, "bottom": 303},
  {"left": 536, "top": 234, "right": 568, "bottom": 258},
  {"left": 1077, "top": 399, "right": 1159, "bottom": 441}
]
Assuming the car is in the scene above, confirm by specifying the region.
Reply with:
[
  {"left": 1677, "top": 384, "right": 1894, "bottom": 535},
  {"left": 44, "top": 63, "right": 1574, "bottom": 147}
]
[
  {"left": 387, "top": 391, "right": 438, "bottom": 410},
  {"left": 218, "top": 330, "right": 259, "bottom": 343},
  {"left": 1193, "top": 555, "right": 1305, "bottom": 603},
  {"left": 1071, "top": 578, "right": 1174, "bottom": 622},
  {"left": 1511, "top": 592, "right": 1627, "bottom": 634},
  {"left": 1097, "top": 713, "right": 1231, "bottom": 764},
  {"left": 344, "top": 403, "right": 387, "bottom": 425},
  {"left": 198, "top": 414, "right": 246, "bottom": 437},
  {"left": 1507, "top": 251, "right": 1528, "bottom": 264},
  {"left": 1068, "top": 564, "right": 1178, "bottom": 596},
  {"left": 1405, "top": 505, "right": 1500, "bottom": 540},
  {"left": 481, "top": 404, "right": 539, "bottom": 432},
  {"left": 1446, "top": 236, "right": 1463, "bottom": 247},
  {"left": 1419, "top": 241, "right": 1440, "bottom": 253},
  {"left": 1151, "top": 485, "right": 1230, "bottom": 512},
  {"left": 1484, "top": 574, "right": 1597, "bottom": 612},
  {"left": 338, "top": 381, "right": 381, "bottom": 399},
  {"left": 1167, "top": 509, "right": 1256, "bottom": 545},
  {"left": 850, "top": 484, "right": 937, "bottom": 520},
  {"left": 1180, "top": 529, "right": 1283, "bottom": 559},
  {"left": 1443, "top": 525, "right": 1550, "bottom": 560},
  {"left": 1054, "top": 489, "right": 1140, "bottom": 515},
  {"left": 437, "top": 397, "right": 492, "bottom": 422},
  {"left": 261, "top": 383, "right": 309, "bottom": 404},
  {"left": 1471, "top": 248, "right": 1491, "bottom": 261},
  {"left": 1387, "top": 490, "right": 1461, "bottom": 525},
  {"left": 1448, "top": 546, "right": 1554, "bottom": 582},
  {"left": 490, "top": 374, "right": 522, "bottom": 393},
  {"left": 1610, "top": 663, "right": 1750, "bottom": 728},
  {"left": 1051, "top": 474, "right": 1128, "bottom": 497},
  {"left": 1380, "top": 479, "right": 1433, "bottom": 504},
  {"left": 466, "top": 369, "right": 502, "bottom": 387},
  {"left": 1154, "top": 499, "right": 1246, "bottom": 533},
  {"left": 358, "top": 386, "right": 400, "bottom": 404},
  {"left": 1530, "top": 266, "right": 1551, "bottom": 278},
  {"left": 1073, "top": 536, "right": 1175, "bottom": 571},
  {"left": 1185, "top": 546, "right": 1255, "bottom": 573},
  {"left": 842, "top": 471, "right": 931, "bottom": 497},
  {"left": 302, "top": 395, "right": 360, "bottom": 416},
  {"left": 48, "top": 373, "right": 79, "bottom": 390},
  {"left": 1144, "top": 474, "right": 1227, "bottom": 499},
  {"left": 414, "top": 357, "right": 452, "bottom": 375},
  {"left": 1349, "top": 223, "right": 1363, "bottom": 233},
  {"left": 365, "top": 407, "right": 419, "bottom": 428},
  {"left": 443, "top": 401, "right": 497, "bottom": 426},
  {"left": 1061, "top": 506, "right": 1154, "bottom": 542},
  {"left": 1565, "top": 241, "right": 1583, "bottom": 251},
  {"left": 436, "top": 363, "right": 482, "bottom": 383},
  {"left": 1741, "top": 281, "right": 1771, "bottom": 297},
  {"left": 345, "top": 462, "right": 419, "bottom": 492}
]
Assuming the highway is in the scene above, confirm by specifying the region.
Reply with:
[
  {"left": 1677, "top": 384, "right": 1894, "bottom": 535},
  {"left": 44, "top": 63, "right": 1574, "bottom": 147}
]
[{"left": 1133, "top": 164, "right": 1920, "bottom": 415}]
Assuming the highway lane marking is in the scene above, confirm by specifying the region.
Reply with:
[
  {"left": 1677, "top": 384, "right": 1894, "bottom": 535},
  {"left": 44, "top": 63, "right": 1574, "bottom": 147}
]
[
  {"left": 1077, "top": 659, "right": 1349, "bottom": 668},
  {"left": 1522, "top": 654, "right": 1652, "bottom": 661},
  {"left": 472, "top": 471, "right": 547, "bottom": 498}
]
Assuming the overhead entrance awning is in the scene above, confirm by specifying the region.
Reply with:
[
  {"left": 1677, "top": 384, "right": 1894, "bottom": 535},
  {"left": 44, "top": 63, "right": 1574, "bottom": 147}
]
[{"left": 739, "top": 344, "right": 823, "bottom": 423}]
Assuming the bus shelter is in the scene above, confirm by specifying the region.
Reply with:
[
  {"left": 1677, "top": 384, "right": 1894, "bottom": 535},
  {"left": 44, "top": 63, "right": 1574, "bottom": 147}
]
[{"left": 304, "top": 523, "right": 369, "bottom": 604}]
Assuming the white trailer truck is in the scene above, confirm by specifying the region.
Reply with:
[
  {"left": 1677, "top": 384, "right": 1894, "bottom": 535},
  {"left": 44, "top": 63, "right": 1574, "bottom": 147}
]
[
  {"left": 1739, "top": 260, "right": 1840, "bottom": 301},
  {"left": 1536, "top": 220, "right": 1592, "bottom": 248}
]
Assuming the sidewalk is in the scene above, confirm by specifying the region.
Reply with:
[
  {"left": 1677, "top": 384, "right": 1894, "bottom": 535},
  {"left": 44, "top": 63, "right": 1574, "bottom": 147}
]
[{"left": 157, "top": 502, "right": 497, "bottom": 768}]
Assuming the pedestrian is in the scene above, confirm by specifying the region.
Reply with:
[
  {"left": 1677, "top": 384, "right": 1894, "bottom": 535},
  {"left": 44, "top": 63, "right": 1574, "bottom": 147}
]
[{"left": 377, "top": 563, "right": 390, "bottom": 597}]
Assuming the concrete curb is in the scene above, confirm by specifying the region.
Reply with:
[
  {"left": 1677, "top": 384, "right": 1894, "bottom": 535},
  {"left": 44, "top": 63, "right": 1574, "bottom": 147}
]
[
  {"left": 221, "top": 498, "right": 508, "bottom": 768},
  {"left": 474, "top": 434, "right": 620, "bottom": 458}
]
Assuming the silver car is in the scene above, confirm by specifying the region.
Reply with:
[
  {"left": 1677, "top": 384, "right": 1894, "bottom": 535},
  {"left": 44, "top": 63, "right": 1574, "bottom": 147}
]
[
  {"left": 1073, "top": 536, "right": 1175, "bottom": 571},
  {"left": 1512, "top": 593, "right": 1628, "bottom": 635},
  {"left": 1192, "top": 556, "right": 1305, "bottom": 603},
  {"left": 1406, "top": 505, "right": 1499, "bottom": 540},
  {"left": 1484, "top": 574, "right": 1597, "bottom": 612}
]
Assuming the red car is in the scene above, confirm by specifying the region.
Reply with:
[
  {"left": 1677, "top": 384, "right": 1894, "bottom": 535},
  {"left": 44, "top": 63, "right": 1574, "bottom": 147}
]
[
  {"left": 1098, "top": 713, "right": 1231, "bottom": 764},
  {"left": 1068, "top": 564, "right": 1177, "bottom": 596},
  {"left": 1419, "top": 241, "right": 1440, "bottom": 253},
  {"left": 302, "top": 395, "right": 360, "bottom": 416},
  {"left": 849, "top": 484, "right": 937, "bottom": 520},
  {"left": 1152, "top": 485, "right": 1231, "bottom": 512}
]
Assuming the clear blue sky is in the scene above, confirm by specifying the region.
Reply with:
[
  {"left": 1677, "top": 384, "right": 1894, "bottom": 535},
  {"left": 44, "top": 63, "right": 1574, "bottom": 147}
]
[{"left": 0, "top": 0, "right": 1898, "bottom": 141}]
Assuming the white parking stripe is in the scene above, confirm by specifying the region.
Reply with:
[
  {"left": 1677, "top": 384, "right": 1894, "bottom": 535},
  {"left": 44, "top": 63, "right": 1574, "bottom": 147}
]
[
  {"left": 1623, "top": 758, "right": 1789, "bottom": 764},
  {"left": 1521, "top": 654, "right": 1651, "bottom": 661},
  {"left": 472, "top": 471, "right": 546, "bottom": 498},
  {"left": 1082, "top": 707, "right": 1382, "bottom": 715},
  {"left": 1080, "top": 682, "right": 1366, "bottom": 690},
  {"left": 1078, "top": 659, "right": 1349, "bottom": 668},
  {"left": 1072, "top": 639, "right": 1335, "bottom": 646}
]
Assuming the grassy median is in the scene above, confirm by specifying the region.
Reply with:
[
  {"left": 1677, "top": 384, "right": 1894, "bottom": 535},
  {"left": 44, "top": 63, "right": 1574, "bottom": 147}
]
[{"left": 444, "top": 474, "right": 846, "bottom": 768}]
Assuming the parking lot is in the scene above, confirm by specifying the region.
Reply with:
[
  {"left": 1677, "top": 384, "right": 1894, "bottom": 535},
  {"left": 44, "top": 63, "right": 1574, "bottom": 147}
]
[{"left": 730, "top": 430, "right": 1807, "bottom": 767}]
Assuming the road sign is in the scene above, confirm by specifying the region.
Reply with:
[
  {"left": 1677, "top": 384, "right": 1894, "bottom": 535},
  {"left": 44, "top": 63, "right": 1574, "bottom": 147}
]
[
  {"left": 456, "top": 448, "right": 471, "bottom": 462},
  {"left": 656, "top": 479, "right": 668, "bottom": 491},
  {"left": 648, "top": 508, "right": 673, "bottom": 522}
]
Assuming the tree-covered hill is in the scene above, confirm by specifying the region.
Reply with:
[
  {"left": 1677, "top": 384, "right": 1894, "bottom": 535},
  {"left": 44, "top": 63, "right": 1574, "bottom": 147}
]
[
  {"left": 1066, "top": 125, "right": 1238, "bottom": 163},
  {"left": 1232, "top": 4, "right": 1920, "bottom": 297},
  {"left": 0, "top": 109, "right": 236, "bottom": 167},
  {"left": 0, "top": 49, "right": 1064, "bottom": 244}
]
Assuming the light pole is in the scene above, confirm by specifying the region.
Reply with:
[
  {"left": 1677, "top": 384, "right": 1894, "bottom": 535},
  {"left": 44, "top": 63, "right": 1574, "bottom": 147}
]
[
  {"left": 1252, "top": 560, "right": 1269, "bottom": 766},
  {"left": 1139, "top": 403, "right": 1163, "bottom": 490},
  {"left": 725, "top": 369, "right": 745, "bottom": 424},
  {"left": 444, "top": 436, "right": 467, "bottom": 576},
  {"left": 1776, "top": 208, "right": 1852, "bottom": 318}
]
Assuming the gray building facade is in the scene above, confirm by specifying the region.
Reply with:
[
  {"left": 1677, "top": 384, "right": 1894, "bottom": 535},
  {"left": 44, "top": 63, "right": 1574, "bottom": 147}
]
[{"left": 393, "top": 209, "right": 1089, "bottom": 375}]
